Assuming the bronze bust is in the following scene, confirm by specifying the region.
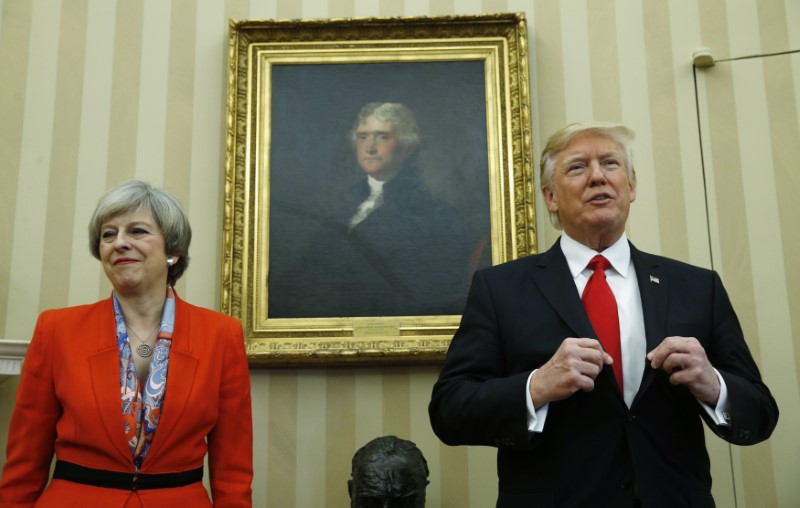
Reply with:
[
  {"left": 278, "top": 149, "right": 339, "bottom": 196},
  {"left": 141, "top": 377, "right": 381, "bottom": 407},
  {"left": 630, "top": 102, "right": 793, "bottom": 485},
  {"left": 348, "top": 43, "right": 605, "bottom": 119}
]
[{"left": 348, "top": 436, "right": 429, "bottom": 507}]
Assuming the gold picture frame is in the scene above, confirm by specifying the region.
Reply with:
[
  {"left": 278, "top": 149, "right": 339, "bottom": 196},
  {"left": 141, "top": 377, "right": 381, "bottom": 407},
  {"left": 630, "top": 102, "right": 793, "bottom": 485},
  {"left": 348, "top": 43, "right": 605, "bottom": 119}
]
[{"left": 223, "top": 13, "right": 536, "bottom": 366}]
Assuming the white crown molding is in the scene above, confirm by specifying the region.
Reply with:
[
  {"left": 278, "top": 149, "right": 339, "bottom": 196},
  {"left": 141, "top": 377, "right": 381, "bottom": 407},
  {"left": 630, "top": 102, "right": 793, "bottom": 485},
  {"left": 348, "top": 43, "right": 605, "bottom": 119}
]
[{"left": 0, "top": 339, "right": 28, "bottom": 383}]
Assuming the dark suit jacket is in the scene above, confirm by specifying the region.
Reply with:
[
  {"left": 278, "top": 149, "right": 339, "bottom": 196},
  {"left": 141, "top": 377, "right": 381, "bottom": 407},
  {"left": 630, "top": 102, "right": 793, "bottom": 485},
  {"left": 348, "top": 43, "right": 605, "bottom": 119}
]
[
  {"left": 0, "top": 295, "right": 253, "bottom": 508},
  {"left": 429, "top": 239, "right": 778, "bottom": 508}
]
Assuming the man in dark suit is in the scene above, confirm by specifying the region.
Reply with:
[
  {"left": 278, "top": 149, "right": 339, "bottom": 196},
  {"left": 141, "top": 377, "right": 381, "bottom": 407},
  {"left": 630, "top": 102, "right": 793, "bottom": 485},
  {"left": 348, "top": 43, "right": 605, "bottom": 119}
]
[{"left": 428, "top": 121, "right": 778, "bottom": 507}]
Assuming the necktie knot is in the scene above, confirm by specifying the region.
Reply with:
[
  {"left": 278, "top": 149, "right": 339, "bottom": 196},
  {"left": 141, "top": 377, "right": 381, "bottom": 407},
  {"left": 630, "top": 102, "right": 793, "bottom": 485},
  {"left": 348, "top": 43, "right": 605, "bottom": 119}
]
[{"left": 588, "top": 255, "right": 611, "bottom": 274}]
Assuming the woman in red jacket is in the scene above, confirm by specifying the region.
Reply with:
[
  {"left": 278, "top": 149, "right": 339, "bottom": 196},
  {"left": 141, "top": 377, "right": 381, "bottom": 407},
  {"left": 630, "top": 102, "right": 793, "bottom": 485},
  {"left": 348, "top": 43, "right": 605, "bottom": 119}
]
[{"left": 0, "top": 180, "right": 253, "bottom": 507}]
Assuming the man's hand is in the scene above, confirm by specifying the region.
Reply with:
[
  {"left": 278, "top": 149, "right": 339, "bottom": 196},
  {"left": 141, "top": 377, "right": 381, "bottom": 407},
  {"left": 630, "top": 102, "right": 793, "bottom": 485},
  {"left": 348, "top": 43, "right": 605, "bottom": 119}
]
[
  {"left": 647, "top": 336, "right": 720, "bottom": 406},
  {"left": 529, "top": 338, "right": 613, "bottom": 409}
]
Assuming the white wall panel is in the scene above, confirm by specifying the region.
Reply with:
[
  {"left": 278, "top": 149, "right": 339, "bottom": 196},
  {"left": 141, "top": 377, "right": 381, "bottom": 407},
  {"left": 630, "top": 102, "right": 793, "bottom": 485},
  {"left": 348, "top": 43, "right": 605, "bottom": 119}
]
[{"left": 6, "top": 0, "right": 61, "bottom": 337}]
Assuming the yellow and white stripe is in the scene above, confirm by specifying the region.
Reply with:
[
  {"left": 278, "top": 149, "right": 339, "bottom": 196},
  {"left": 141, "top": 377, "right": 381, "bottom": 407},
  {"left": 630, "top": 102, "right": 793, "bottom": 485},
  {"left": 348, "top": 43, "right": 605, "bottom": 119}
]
[{"left": 1, "top": 1, "right": 798, "bottom": 506}]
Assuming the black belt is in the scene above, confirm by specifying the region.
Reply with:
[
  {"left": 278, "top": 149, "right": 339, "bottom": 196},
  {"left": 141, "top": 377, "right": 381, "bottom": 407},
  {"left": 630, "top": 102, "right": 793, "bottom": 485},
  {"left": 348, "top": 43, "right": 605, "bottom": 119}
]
[{"left": 53, "top": 460, "right": 203, "bottom": 491}]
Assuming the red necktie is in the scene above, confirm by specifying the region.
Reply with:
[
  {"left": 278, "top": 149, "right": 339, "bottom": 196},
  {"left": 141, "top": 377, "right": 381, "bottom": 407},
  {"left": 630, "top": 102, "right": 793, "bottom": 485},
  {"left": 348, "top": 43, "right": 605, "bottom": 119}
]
[{"left": 582, "top": 255, "right": 623, "bottom": 393}]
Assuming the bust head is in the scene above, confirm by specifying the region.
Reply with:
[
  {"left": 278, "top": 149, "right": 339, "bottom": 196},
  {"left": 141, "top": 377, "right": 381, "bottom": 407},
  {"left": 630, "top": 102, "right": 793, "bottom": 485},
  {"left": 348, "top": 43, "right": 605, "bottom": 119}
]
[{"left": 348, "top": 436, "right": 429, "bottom": 508}]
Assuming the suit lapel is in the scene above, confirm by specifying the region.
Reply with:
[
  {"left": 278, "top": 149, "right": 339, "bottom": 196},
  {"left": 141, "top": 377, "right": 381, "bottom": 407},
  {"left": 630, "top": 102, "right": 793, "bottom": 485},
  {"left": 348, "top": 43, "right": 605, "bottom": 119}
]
[
  {"left": 533, "top": 242, "right": 625, "bottom": 400},
  {"left": 144, "top": 297, "right": 198, "bottom": 461},
  {"left": 531, "top": 241, "right": 673, "bottom": 403},
  {"left": 530, "top": 240, "right": 597, "bottom": 342},
  {"left": 630, "top": 245, "right": 669, "bottom": 403},
  {"left": 88, "top": 299, "right": 135, "bottom": 463}
]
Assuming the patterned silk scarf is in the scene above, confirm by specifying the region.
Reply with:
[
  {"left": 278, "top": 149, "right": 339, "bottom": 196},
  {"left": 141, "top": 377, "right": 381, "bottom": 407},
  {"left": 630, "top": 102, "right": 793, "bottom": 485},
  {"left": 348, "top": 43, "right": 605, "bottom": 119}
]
[{"left": 113, "top": 286, "right": 175, "bottom": 469}]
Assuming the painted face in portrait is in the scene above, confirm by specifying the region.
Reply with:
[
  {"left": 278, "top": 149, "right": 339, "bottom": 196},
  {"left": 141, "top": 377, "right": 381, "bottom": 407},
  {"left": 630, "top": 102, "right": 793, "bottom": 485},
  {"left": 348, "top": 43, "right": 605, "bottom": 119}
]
[{"left": 355, "top": 114, "right": 411, "bottom": 181}]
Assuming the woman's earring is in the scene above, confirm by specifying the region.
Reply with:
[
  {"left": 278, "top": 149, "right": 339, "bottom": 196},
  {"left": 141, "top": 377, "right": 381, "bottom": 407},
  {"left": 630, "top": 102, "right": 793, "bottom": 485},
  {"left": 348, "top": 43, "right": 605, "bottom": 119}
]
[{"left": 166, "top": 258, "right": 174, "bottom": 267}]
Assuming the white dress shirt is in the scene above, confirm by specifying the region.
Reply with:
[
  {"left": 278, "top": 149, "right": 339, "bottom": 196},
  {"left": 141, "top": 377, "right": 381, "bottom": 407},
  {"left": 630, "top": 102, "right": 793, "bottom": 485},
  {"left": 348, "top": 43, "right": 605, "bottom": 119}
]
[{"left": 526, "top": 233, "right": 729, "bottom": 431}]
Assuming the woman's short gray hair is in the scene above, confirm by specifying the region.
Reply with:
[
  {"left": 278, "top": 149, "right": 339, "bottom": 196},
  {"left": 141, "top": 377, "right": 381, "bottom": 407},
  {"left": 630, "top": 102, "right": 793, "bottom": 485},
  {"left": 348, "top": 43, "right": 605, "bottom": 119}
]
[
  {"left": 539, "top": 121, "right": 637, "bottom": 229},
  {"left": 88, "top": 180, "right": 192, "bottom": 285}
]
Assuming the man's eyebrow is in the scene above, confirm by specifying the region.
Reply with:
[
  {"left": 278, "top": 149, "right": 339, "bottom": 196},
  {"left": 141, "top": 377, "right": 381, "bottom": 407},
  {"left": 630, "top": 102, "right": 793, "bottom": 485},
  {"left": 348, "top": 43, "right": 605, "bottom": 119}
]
[
  {"left": 561, "top": 149, "right": 622, "bottom": 165},
  {"left": 599, "top": 149, "right": 622, "bottom": 159},
  {"left": 561, "top": 153, "right": 587, "bottom": 166},
  {"left": 356, "top": 129, "right": 392, "bottom": 135}
]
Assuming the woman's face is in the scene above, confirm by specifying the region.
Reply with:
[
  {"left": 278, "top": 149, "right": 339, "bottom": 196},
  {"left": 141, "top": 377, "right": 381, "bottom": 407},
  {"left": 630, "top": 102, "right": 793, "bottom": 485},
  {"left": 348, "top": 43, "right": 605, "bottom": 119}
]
[{"left": 98, "top": 208, "right": 171, "bottom": 297}]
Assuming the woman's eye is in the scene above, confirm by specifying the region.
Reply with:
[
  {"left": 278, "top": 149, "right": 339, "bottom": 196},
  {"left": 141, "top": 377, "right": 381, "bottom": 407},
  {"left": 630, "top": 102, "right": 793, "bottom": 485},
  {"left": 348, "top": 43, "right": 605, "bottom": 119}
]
[
  {"left": 131, "top": 227, "right": 148, "bottom": 236},
  {"left": 101, "top": 231, "right": 116, "bottom": 240}
]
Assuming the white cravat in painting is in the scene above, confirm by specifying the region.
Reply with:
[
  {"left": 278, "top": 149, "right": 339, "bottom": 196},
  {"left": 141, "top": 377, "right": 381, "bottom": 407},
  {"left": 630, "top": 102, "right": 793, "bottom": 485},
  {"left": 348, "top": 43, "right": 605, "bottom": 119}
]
[{"left": 349, "top": 176, "right": 386, "bottom": 230}]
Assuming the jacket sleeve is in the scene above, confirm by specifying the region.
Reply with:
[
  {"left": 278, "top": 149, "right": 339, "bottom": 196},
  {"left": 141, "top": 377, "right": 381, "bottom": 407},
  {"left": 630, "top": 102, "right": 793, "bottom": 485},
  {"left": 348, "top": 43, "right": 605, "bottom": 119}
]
[
  {"left": 701, "top": 272, "right": 778, "bottom": 445},
  {"left": 428, "top": 270, "right": 533, "bottom": 450},
  {"left": 207, "top": 318, "right": 253, "bottom": 507},
  {"left": 0, "top": 312, "right": 59, "bottom": 507}
]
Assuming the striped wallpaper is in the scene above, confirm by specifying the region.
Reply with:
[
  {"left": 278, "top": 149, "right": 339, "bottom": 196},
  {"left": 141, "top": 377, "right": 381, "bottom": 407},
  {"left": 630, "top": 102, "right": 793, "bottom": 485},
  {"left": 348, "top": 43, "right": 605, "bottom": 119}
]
[{"left": 1, "top": 0, "right": 798, "bottom": 506}]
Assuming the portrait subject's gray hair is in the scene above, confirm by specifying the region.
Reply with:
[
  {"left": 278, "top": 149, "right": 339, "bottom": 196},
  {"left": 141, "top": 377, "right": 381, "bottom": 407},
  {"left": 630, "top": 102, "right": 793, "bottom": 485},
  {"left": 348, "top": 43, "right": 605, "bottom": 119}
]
[
  {"left": 89, "top": 179, "right": 192, "bottom": 285},
  {"left": 349, "top": 102, "right": 420, "bottom": 152},
  {"left": 540, "top": 121, "right": 637, "bottom": 229}
]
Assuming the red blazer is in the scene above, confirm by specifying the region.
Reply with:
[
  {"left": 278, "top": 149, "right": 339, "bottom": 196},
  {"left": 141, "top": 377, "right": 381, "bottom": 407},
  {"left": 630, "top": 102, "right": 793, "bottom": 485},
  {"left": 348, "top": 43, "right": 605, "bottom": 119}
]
[{"left": 0, "top": 295, "right": 253, "bottom": 508}]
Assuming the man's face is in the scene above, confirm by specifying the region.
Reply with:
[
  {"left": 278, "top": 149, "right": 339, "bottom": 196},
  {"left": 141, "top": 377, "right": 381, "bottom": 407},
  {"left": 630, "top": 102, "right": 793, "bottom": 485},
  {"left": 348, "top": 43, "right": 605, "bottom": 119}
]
[
  {"left": 355, "top": 115, "right": 409, "bottom": 180},
  {"left": 543, "top": 131, "right": 636, "bottom": 243}
]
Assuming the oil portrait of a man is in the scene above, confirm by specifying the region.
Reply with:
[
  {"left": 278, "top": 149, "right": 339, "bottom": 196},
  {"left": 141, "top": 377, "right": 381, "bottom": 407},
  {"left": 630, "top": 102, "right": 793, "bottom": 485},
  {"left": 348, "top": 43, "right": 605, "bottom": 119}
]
[{"left": 267, "top": 62, "right": 491, "bottom": 319}]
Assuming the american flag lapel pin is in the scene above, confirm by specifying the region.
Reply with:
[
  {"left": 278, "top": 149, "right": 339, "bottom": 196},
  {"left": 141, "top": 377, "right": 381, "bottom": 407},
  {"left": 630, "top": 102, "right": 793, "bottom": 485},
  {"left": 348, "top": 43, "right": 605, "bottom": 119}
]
[{"left": 650, "top": 275, "right": 660, "bottom": 284}]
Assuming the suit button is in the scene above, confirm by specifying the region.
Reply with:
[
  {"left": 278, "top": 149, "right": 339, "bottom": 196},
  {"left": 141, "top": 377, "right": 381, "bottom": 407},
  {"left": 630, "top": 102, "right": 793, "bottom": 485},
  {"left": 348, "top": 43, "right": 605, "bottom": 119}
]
[
  {"left": 627, "top": 413, "right": 636, "bottom": 422},
  {"left": 620, "top": 477, "right": 632, "bottom": 490}
]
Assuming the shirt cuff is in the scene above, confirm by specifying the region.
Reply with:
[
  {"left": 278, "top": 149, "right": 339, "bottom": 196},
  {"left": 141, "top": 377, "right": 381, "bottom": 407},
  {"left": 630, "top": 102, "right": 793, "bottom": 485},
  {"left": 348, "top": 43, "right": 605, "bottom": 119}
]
[
  {"left": 526, "top": 369, "right": 549, "bottom": 432},
  {"left": 699, "top": 368, "right": 731, "bottom": 426}
]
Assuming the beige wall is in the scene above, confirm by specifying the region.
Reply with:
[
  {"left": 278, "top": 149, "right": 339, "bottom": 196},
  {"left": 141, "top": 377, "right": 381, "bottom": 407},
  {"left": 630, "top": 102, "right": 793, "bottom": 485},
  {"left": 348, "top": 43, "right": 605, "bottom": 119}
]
[{"left": 1, "top": 0, "right": 798, "bottom": 506}]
